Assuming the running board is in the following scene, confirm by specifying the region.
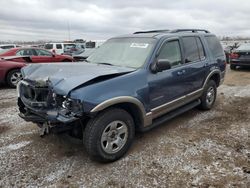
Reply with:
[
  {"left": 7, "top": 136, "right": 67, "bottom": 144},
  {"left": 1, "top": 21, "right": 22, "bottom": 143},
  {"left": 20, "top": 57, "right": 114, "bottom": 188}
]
[{"left": 142, "top": 99, "right": 201, "bottom": 132}]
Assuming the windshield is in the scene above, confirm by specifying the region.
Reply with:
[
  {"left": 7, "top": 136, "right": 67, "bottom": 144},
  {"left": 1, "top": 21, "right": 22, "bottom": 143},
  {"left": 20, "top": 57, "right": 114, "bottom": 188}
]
[
  {"left": 87, "top": 38, "right": 155, "bottom": 68},
  {"left": 237, "top": 43, "right": 250, "bottom": 51}
]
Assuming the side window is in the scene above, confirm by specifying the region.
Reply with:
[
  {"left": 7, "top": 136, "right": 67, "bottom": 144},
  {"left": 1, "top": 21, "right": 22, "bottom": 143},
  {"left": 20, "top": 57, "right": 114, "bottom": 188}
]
[
  {"left": 182, "top": 37, "right": 200, "bottom": 62},
  {"left": 16, "top": 50, "right": 24, "bottom": 56},
  {"left": 1, "top": 45, "right": 14, "bottom": 49},
  {"left": 158, "top": 40, "right": 182, "bottom": 67},
  {"left": 56, "top": 44, "right": 62, "bottom": 49},
  {"left": 44, "top": 44, "right": 53, "bottom": 50},
  {"left": 16, "top": 49, "right": 34, "bottom": 56},
  {"left": 36, "top": 49, "right": 52, "bottom": 56},
  {"left": 205, "top": 36, "right": 224, "bottom": 57}
]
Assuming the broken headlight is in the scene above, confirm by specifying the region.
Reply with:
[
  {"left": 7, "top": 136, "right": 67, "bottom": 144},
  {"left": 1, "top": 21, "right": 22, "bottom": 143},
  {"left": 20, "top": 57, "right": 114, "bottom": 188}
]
[{"left": 62, "top": 98, "right": 83, "bottom": 113}]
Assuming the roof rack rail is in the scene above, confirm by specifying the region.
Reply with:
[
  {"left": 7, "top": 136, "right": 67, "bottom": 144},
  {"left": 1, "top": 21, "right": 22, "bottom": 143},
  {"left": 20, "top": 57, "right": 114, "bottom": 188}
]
[
  {"left": 133, "top": 29, "right": 170, "bottom": 34},
  {"left": 133, "top": 29, "right": 210, "bottom": 34},
  {"left": 170, "top": 29, "right": 210, "bottom": 33}
]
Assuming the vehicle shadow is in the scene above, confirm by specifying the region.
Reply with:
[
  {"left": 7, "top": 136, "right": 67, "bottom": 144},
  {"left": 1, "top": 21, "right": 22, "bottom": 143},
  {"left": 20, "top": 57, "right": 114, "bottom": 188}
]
[
  {"left": 233, "top": 66, "right": 250, "bottom": 72},
  {"left": 43, "top": 107, "right": 200, "bottom": 163}
]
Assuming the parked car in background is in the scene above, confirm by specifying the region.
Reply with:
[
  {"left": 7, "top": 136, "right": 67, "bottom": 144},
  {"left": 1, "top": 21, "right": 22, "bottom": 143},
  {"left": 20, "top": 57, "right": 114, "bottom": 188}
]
[
  {"left": 38, "top": 44, "right": 45, "bottom": 48},
  {"left": 0, "top": 44, "right": 21, "bottom": 49},
  {"left": 63, "top": 43, "right": 85, "bottom": 56},
  {"left": 222, "top": 45, "right": 232, "bottom": 63},
  {"left": 0, "top": 47, "right": 74, "bottom": 62},
  {"left": 18, "top": 29, "right": 226, "bottom": 162},
  {"left": 0, "top": 56, "right": 27, "bottom": 87},
  {"left": 44, "top": 43, "right": 76, "bottom": 54},
  {"left": 74, "top": 39, "right": 85, "bottom": 43},
  {"left": 85, "top": 40, "right": 105, "bottom": 48},
  {"left": 230, "top": 43, "right": 250, "bottom": 70},
  {"left": 73, "top": 48, "right": 96, "bottom": 61},
  {"left": 222, "top": 42, "right": 240, "bottom": 64}
]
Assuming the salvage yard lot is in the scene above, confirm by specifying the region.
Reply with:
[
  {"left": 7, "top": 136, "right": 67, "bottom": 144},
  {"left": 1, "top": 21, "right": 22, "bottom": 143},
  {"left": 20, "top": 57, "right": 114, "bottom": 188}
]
[{"left": 0, "top": 67, "right": 249, "bottom": 187}]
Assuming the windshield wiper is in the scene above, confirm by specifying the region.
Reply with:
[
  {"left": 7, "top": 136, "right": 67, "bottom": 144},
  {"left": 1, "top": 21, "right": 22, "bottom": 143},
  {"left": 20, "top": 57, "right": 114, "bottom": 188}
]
[{"left": 97, "top": 62, "right": 114, "bottom": 66}]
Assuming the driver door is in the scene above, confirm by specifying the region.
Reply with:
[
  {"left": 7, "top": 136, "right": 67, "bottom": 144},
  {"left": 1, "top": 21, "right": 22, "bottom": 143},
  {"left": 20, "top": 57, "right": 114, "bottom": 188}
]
[
  {"left": 147, "top": 38, "right": 188, "bottom": 117},
  {"left": 31, "top": 49, "right": 55, "bottom": 63}
]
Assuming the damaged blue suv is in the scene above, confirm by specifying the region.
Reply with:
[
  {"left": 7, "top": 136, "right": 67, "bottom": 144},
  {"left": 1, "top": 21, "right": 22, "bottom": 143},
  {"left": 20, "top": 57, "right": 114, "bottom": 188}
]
[{"left": 17, "top": 29, "right": 226, "bottom": 162}]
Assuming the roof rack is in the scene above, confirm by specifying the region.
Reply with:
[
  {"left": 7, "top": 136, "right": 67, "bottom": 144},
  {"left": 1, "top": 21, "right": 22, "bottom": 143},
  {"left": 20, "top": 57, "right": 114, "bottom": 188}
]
[
  {"left": 133, "top": 29, "right": 210, "bottom": 34},
  {"left": 170, "top": 29, "right": 210, "bottom": 33},
  {"left": 133, "top": 30, "right": 170, "bottom": 34}
]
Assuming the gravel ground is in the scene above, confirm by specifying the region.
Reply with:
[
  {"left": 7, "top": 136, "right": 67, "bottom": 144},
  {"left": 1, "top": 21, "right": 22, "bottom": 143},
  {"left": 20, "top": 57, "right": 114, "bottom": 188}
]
[{"left": 0, "top": 67, "right": 249, "bottom": 187}]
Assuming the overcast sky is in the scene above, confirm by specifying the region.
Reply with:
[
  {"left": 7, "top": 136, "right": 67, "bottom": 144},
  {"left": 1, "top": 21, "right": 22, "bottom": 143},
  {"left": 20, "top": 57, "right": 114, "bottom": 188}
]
[{"left": 1, "top": 0, "right": 250, "bottom": 41}]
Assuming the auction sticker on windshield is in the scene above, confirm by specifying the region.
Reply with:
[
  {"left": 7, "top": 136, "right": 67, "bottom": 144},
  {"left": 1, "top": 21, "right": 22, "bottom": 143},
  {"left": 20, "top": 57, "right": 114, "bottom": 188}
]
[{"left": 130, "top": 43, "right": 149, "bottom": 48}]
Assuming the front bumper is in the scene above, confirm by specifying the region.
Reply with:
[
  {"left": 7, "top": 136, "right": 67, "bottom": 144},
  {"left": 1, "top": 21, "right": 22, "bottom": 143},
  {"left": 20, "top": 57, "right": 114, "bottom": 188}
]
[
  {"left": 18, "top": 97, "right": 79, "bottom": 124},
  {"left": 231, "top": 60, "right": 250, "bottom": 66}
]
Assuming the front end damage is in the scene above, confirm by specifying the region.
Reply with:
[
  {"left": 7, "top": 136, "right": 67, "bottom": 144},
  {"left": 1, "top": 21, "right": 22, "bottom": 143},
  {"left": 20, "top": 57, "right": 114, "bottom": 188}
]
[
  {"left": 17, "top": 80, "right": 85, "bottom": 135},
  {"left": 17, "top": 62, "right": 135, "bottom": 136}
]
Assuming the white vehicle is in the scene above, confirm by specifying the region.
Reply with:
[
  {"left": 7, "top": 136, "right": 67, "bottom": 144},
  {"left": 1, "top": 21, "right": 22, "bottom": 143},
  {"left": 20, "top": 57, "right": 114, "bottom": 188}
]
[
  {"left": 44, "top": 43, "right": 76, "bottom": 54},
  {"left": 0, "top": 44, "right": 21, "bottom": 49}
]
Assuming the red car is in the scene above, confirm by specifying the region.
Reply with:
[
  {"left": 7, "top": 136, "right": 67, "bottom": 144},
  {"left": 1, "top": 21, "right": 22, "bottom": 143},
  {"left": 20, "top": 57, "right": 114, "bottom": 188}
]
[
  {"left": 0, "top": 57, "right": 27, "bottom": 87},
  {"left": 0, "top": 47, "right": 74, "bottom": 62}
]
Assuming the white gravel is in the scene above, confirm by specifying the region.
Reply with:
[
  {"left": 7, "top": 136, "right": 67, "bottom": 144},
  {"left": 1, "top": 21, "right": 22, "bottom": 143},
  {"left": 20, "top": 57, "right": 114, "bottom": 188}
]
[{"left": 0, "top": 74, "right": 249, "bottom": 187}]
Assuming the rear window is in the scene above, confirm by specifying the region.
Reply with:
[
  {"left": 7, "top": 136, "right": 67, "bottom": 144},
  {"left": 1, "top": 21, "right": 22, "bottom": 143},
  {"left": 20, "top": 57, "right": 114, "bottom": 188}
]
[
  {"left": 205, "top": 36, "right": 224, "bottom": 57},
  {"left": 44, "top": 44, "right": 53, "bottom": 50}
]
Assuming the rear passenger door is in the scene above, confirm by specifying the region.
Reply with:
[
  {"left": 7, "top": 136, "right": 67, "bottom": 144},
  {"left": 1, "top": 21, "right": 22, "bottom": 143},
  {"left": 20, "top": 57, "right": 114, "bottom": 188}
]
[{"left": 180, "top": 36, "right": 208, "bottom": 92}]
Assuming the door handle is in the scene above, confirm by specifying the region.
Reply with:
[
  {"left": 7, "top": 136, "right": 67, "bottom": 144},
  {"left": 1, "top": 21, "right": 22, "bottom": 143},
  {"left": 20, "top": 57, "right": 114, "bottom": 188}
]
[{"left": 177, "top": 70, "right": 186, "bottom": 76}]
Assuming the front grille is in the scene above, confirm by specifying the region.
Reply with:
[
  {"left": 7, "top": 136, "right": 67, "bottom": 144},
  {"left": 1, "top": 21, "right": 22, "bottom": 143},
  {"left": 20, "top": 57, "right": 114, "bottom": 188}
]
[{"left": 20, "top": 81, "right": 52, "bottom": 108}]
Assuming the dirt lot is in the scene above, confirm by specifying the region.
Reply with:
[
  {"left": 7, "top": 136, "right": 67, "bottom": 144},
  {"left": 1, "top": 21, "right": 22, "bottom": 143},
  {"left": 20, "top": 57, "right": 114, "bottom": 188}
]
[{"left": 0, "top": 67, "right": 249, "bottom": 187}]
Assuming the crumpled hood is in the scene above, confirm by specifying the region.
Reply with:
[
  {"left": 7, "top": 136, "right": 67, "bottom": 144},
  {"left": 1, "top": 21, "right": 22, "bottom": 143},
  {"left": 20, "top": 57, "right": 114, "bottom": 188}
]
[{"left": 22, "top": 62, "right": 135, "bottom": 96}]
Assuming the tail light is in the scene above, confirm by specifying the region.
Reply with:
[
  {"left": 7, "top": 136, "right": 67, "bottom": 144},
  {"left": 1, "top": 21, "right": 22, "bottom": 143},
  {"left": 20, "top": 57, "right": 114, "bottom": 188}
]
[{"left": 230, "top": 53, "right": 239, "bottom": 59}]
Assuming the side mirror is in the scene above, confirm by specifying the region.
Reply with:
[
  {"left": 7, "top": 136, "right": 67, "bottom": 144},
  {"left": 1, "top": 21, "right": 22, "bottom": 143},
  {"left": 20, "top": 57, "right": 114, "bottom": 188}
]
[{"left": 151, "top": 59, "right": 171, "bottom": 73}]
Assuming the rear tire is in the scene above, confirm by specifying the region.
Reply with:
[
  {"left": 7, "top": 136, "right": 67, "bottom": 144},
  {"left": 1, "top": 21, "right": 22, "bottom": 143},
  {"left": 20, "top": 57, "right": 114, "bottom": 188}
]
[
  {"left": 198, "top": 80, "right": 217, "bottom": 110},
  {"left": 6, "top": 69, "right": 22, "bottom": 88},
  {"left": 83, "top": 108, "right": 135, "bottom": 162},
  {"left": 230, "top": 64, "right": 236, "bottom": 70}
]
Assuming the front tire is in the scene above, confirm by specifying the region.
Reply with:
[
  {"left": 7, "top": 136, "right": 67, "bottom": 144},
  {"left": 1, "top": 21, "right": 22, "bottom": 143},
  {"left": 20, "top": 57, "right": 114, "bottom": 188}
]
[
  {"left": 199, "top": 80, "right": 217, "bottom": 110},
  {"left": 83, "top": 108, "right": 135, "bottom": 162},
  {"left": 6, "top": 69, "right": 22, "bottom": 88}
]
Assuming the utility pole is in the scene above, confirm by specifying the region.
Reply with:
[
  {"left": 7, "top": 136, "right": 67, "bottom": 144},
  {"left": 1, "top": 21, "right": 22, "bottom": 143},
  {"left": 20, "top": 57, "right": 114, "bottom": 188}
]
[
  {"left": 67, "top": 20, "right": 71, "bottom": 41},
  {"left": 67, "top": 0, "right": 71, "bottom": 41}
]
